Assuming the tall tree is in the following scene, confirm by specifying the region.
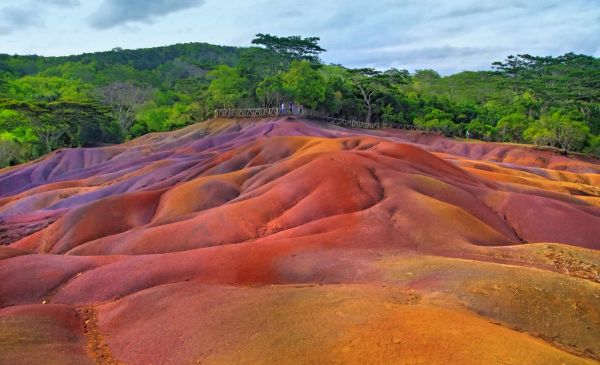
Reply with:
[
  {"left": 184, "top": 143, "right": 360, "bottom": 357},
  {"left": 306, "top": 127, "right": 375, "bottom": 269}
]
[
  {"left": 347, "top": 68, "right": 410, "bottom": 123},
  {"left": 524, "top": 112, "right": 590, "bottom": 154},
  {"left": 496, "top": 113, "right": 529, "bottom": 142},
  {"left": 256, "top": 75, "right": 287, "bottom": 108},
  {"left": 238, "top": 47, "right": 283, "bottom": 80},
  {"left": 207, "top": 65, "right": 250, "bottom": 108},
  {"left": 251, "top": 34, "right": 326, "bottom": 64},
  {"left": 0, "top": 99, "right": 117, "bottom": 153},
  {"left": 282, "top": 61, "right": 326, "bottom": 109}
]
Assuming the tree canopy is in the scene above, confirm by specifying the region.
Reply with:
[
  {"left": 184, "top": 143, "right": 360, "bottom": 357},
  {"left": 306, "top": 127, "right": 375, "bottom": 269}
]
[{"left": 251, "top": 34, "right": 326, "bottom": 63}]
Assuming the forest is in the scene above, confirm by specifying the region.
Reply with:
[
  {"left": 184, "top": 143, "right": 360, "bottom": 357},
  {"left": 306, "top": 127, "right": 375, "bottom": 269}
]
[{"left": 1, "top": 34, "right": 599, "bottom": 167}]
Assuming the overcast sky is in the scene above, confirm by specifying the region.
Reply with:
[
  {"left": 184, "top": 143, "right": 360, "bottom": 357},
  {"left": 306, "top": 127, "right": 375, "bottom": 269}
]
[{"left": 0, "top": 0, "right": 598, "bottom": 74}]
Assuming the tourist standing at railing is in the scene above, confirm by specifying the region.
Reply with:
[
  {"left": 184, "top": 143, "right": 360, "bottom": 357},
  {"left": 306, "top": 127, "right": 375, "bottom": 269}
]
[
  {"left": 280, "top": 103, "right": 286, "bottom": 116},
  {"left": 298, "top": 104, "right": 304, "bottom": 115},
  {"left": 288, "top": 102, "right": 293, "bottom": 115}
]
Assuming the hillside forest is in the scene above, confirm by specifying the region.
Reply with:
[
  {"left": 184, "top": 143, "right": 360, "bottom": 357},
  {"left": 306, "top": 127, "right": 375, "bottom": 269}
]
[{"left": 1, "top": 34, "right": 599, "bottom": 167}]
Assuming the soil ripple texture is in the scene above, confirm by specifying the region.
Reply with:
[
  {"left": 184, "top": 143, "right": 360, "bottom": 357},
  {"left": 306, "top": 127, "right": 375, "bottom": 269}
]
[{"left": 1, "top": 117, "right": 600, "bottom": 365}]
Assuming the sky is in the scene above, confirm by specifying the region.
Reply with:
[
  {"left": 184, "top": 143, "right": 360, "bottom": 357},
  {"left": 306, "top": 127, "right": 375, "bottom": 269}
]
[{"left": 0, "top": 0, "right": 598, "bottom": 75}]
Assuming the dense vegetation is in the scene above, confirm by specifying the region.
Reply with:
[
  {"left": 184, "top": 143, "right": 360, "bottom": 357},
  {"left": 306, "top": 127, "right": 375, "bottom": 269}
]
[{"left": 1, "top": 36, "right": 599, "bottom": 167}]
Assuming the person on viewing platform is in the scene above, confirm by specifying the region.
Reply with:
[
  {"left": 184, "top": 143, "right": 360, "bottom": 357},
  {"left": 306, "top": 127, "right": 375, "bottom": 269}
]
[
  {"left": 280, "top": 103, "right": 286, "bottom": 115},
  {"left": 299, "top": 104, "right": 304, "bottom": 115},
  {"left": 288, "top": 102, "right": 293, "bottom": 115}
]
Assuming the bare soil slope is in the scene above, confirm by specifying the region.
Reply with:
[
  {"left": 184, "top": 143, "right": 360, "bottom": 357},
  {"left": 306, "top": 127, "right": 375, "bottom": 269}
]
[{"left": 1, "top": 117, "right": 599, "bottom": 364}]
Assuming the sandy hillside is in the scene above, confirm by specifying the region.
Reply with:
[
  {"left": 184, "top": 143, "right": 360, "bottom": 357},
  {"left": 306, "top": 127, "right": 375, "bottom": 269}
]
[{"left": 1, "top": 117, "right": 599, "bottom": 365}]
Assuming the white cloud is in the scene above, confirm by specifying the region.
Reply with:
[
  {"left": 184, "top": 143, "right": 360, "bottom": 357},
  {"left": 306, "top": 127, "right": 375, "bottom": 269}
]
[
  {"left": 0, "top": 0, "right": 598, "bottom": 74},
  {"left": 0, "top": 6, "right": 43, "bottom": 35},
  {"left": 88, "top": 0, "right": 205, "bottom": 29}
]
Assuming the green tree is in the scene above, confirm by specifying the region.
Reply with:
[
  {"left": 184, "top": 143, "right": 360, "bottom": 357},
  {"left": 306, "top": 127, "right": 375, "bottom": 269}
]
[
  {"left": 414, "top": 117, "right": 460, "bottom": 136},
  {"left": 0, "top": 100, "right": 67, "bottom": 153},
  {"left": 256, "top": 75, "right": 287, "bottom": 108},
  {"left": 238, "top": 47, "right": 282, "bottom": 81},
  {"left": 412, "top": 69, "right": 441, "bottom": 92},
  {"left": 251, "top": 34, "right": 326, "bottom": 64},
  {"left": 524, "top": 112, "right": 590, "bottom": 153},
  {"left": 585, "top": 135, "right": 600, "bottom": 158},
  {"left": 466, "top": 119, "right": 496, "bottom": 141},
  {"left": 497, "top": 113, "right": 529, "bottom": 142},
  {"left": 207, "top": 65, "right": 250, "bottom": 108},
  {"left": 6, "top": 75, "right": 91, "bottom": 102},
  {"left": 493, "top": 54, "right": 600, "bottom": 129},
  {"left": 281, "top": 61, "right": 325, "bottom": 109},
  {"left": 0, "top": 99, "right": 118, "bottom": 153},
  {"left": 347, "top": 68, "right": 410, "bottom": 123}
]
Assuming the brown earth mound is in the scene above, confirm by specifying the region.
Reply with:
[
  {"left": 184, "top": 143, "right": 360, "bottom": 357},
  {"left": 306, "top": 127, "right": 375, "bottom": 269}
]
[{"left": 1, "top": 117, "right": 599, "bottom": 364}]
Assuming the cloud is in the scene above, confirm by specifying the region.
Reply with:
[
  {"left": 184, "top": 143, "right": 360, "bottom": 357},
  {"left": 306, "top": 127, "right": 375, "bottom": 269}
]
[
  {"left": 330, "top": 45, "right": 499, "bottom": 75},
  {"left": 0, "top": 6, "right": 43, "bottom": 35},
  {"left": 1, "top": 0, "right": 598, "bottom": 74},
  {"left": 0, "top": 0, "right": 79, "bottom": 35},
  {"left": 437, "top": 0, "right": 528, "bottom": 18},
  {"left": 384, "top": 46, "right": 489, "bottom": 61},
  {"left": 37, "top": 0, "right": 81, "bottom": 6},
  {"left": 88, "top": 0, "right": 205, "bottom": 29},
  {"left": 313, "top": 0, "right": 600, "bottom": 74}
]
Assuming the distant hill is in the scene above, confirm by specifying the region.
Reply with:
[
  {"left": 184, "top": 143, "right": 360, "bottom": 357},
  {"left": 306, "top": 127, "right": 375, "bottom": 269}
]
[{"left": 0, "top": 42, "right": 243, "bottom": 76}]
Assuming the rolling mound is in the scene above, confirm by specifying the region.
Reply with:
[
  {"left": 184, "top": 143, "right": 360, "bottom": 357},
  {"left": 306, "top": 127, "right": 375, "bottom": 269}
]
[{"left": 1, "top": 117, "right": 600, "bottom": 365}]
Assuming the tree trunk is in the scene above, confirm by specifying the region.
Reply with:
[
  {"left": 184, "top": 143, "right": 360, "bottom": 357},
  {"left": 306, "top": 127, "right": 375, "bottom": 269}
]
[
  {"left": 358, "top": 85, "right": 373, "bottom": 123},
  {"left": 44, "top": 138, "right": 52, "bottom": 154}
]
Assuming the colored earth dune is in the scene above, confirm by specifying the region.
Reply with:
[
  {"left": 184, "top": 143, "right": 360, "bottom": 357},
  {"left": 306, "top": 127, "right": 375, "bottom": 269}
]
[{"left": 1, "top": 117, "right": 600, "bottom": 365}]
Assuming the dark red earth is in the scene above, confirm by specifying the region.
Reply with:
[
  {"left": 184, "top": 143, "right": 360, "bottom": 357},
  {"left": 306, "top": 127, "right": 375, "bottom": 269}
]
[{"left": 1, "top": 117, "right": 599, "bottom": 364}]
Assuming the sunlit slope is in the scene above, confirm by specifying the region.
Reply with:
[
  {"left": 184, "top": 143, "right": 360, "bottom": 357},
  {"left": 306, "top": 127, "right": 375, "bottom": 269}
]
[{"left": 1, "top": 117, "right": 599, "bottom": 365}]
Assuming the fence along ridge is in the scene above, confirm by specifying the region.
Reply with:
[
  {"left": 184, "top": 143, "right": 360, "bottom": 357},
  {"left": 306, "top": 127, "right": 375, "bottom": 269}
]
[{"left": 213, "top": 108, "right": 419, "bottom": 131}]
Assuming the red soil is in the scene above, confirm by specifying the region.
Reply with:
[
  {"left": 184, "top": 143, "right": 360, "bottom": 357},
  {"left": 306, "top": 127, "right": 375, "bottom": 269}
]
[{"left": 1, "top": 117, "right": 599, "bottom": 364}]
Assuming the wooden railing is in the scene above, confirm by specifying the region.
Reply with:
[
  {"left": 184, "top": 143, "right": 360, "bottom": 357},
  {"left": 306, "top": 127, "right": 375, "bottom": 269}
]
[
  {"left": 214, "top": 108, "right": 326, "bottom": 119},
  {"left": 213, "top": 108, "right": 420, "bottom": 131}
]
